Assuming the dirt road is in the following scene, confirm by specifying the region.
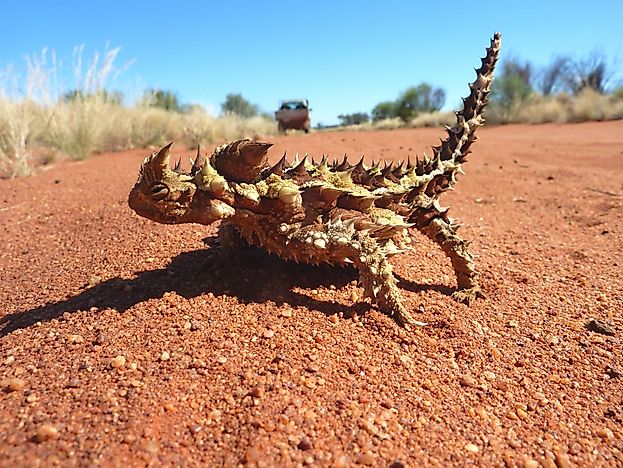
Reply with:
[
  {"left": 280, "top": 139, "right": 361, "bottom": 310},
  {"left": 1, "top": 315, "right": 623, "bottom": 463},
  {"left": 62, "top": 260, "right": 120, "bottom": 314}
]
[{"left": 1, "top": 122, "right": 621, "bottom": 466}]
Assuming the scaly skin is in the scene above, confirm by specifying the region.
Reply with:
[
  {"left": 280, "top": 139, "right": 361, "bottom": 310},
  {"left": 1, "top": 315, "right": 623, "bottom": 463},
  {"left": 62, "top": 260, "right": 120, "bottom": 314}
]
[{"left": 128, "top": 33, "right": 501, "bottom": 327}]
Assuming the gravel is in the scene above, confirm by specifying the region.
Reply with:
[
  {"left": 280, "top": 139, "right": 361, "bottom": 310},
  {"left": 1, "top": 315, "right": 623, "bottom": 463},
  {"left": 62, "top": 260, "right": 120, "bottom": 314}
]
[{"left": 0, "top": 122, "right": 622, "bottom": 465}]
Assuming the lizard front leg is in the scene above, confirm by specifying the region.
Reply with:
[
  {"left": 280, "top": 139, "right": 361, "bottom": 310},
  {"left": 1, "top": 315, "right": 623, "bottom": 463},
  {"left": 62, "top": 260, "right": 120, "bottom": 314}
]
[
  {"left": 415, "top": 215, "right": 484, "bottom": 305},
  {"left": 290, "top": 219, "right": 426, "bottom": 327},
  {"left": 202, "top": 221, "right": 250, "bottom": 270}
]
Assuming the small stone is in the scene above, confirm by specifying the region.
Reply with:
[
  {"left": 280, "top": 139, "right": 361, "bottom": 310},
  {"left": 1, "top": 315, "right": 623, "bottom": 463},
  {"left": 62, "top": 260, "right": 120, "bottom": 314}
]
[
  {"left": 5, "top": 378, "right": 26, "bottom": 392},
  {"left": 67, "top": 378, "right": 80, "bottom": 388},
  {"left": 183, "top": 321, "right": 192, "bottom": 330},
  {"left": 568, "top": 442, "right": 582, "bottom": 455},
  {"left": 4, "top": 355, "right": 15, "bottom": 365},
  {"left": 88, "top": 275, "right": 102, "bottom": 286},
  {"left": 217, "top": 356, "right": 228, "bottom": 364},
  {"left": 350, "top": 291, "right": 359, "bottom": 303},
  {"left": 506, "top": 411, "right": 519, "bottom": 420},
  {"left": 35, "top": 424, "right": 58, "bottom": 442},
  {"left": 142, "top": 439, "right": 159, "bottom": 454},
  {"left": 329, "top": 314, "right": 339, "bottom": 324},
  {"left": 263, "top": 329, "right": 275, "bottom": 339},
  {"left": 358, "top": 453, "right": 375, "bottom": 465},
  {"left": 460, "top": 375, "right": 478, "bottom": 388},
  {"left": 111, "top": 356, "right": 126, "bottom": 369},
  {"left": 249, "top": 385, "right": 265, "bottom": 398},
  {"left": 297, "top": 437, "right": 313, "bottom": 451},
  {"left": 516, "top": 408, "right": 529, "bottom": 420},
  {"left": 548, "top": 335, "right": 560, "bottom": 345},
  {"left": 605, "top": 366, "right": 622, "bottom": 379},
  {"left": 95, "top": 333, "right": 108, "bottom": 345},
  {"left": 189, "top": 424, "right": 202, "bottom": 434},
  {"left": 280, "top": 309, "right": 293, "bottom": 318},
  {"left": 491, "top": 347, "right": 502, "bottom": 359},
  {"left": 596, "top": 427, "right": 614, "bottom": 440},
  {"left": 523, "top": 460, "right": 540, "bottom": 468},
  {"left": 130, "top": 379, "right": 142, "bottom": 388},
  {"left": 67, "top": 334, "right": 84, "bottom": 343},
  {"left": 586, "top": 318, "right": 615, "bottom": 336},
  {"left": 160, "top": 351, "right": 170, "bottom": 361},
  {"left": 508, "top": 319, "right": 519, "bottom": 328},
  {"left": 555, "top": 450, "right": 571, "bottom": 468},
  {"left": 465, "top": 443, "right": 479, "bottom": 453}
]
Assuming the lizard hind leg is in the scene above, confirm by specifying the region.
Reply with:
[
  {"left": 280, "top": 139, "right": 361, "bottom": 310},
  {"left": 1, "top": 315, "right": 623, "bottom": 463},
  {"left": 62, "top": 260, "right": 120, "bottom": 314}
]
[
  {"left": 412, "top": 209, "right": 484, "bottom": 305},
  {"left": 293, "top": 218, "right": 426, "bottom": 327}
]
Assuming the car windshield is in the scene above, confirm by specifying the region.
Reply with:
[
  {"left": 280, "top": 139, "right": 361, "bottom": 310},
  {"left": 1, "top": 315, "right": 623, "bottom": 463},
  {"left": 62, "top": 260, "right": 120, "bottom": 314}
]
[{"left": 280, "top": 102, "right": 307, "bottom": 110}]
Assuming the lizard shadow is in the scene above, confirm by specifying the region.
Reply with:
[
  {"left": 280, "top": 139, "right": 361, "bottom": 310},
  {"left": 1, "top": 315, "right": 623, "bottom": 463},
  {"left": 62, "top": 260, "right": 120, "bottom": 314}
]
[{"left": 0, "top": 243, "right": 451, "bottom": 338}]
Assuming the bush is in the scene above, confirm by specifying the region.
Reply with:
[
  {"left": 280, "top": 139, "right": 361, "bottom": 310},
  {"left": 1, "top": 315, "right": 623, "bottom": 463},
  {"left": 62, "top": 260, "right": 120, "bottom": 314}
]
[
  {"left": 221, "top": 93, "right": 259, "bottom": 118},
  {"left": 371, "top": 84, "right": 445, "bottom": 123},
  {"left": 371, "top": 101, "right": 396, "bottom": 122},
  {"left": 337, "top": 112, "right": 369, "bottom": 126}
]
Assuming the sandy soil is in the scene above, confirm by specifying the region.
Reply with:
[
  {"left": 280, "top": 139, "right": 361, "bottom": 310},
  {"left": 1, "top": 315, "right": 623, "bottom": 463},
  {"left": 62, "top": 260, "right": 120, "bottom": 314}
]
[{"left": 1, "top": 121, "right": 622, "bottom": 466}]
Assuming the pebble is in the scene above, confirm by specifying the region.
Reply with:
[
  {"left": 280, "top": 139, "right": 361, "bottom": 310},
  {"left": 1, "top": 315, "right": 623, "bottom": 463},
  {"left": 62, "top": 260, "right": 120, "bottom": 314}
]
[
  {"left": 160, "top": 352, "right": 170, "bottom": 361},
  {"left": 506, "top": 411, "right": 519, "bottom": 420},
  {"left": 4, "top": 355, "right": 15, "bottom": 365},
  {"left": 263, "top": 329, "right": 275, "bottom": 339},
  {"left": 465, "top": 443, "right": 479, "bottom": 453},
  {"left": 35, "top": 424, "right": 58, "bottom": 442},
  {"left": 523, "top": 460, "right": 539, "bottom": 468},
  {"left": 142, "top": 439, "right": 159, "bottom": 454},
  {"left": 217, "top": 356, "right": 228, "bottom": 364},
  {"left": 460, "top": 375, "right": 478, "bottom": 388},
  {"left": 586, "top": 318, "right": 615, "bottom": 336},
  {"left": 5, "top": 378, "right": 26, "bottom": 392},
  {"left": 297, "top": 437, "right": 313, "bottom": 451},
  {"left": 111, "top": 356, "right": 126, "bottom": 369},
  {"left": 358, "top": 453, "right": 375, "bottom": 465},
  {"left": 596, "top": 427, "right": 614, "bottom": 440},
  {"left": 555, "top": 450, "right": 571, "bottom": 468},
  {"left": 249, "top": 385, "right": 265, "bottom": 398},
  {"left": 280, "top": 309, "right": 293, "bottom": 318}
]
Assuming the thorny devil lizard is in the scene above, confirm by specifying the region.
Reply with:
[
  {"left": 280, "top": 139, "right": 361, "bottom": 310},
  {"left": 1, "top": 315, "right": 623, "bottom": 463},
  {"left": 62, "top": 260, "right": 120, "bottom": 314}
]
[{"left": 128, "top": 33, "right": 501, "bottom": 327}]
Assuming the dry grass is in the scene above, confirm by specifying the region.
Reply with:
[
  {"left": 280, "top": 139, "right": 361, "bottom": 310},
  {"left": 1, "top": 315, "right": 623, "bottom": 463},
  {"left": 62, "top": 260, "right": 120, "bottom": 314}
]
[
  {"left": 487, "top": 89, "right": 623, "bottom": 124},
  {"left": 0, "top": 47, "right": 276, "bottom": 177}
]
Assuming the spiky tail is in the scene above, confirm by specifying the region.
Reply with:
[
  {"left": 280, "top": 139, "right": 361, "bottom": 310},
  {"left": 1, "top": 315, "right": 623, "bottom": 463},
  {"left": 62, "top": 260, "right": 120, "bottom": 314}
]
[{"left": 416, "top": 32, "right": 501, "bottom": 197}]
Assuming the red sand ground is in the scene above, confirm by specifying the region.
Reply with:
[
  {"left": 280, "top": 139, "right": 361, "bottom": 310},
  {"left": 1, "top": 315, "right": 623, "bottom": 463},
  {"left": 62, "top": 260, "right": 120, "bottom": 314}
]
[{"left": 1, "top": 122, "right": 622, "bottom": 466}]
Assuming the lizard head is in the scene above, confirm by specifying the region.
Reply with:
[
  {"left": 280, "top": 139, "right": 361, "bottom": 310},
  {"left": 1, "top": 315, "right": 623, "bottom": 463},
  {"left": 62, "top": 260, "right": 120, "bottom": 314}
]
[{"left": 128, "top": 143, "right": 235, "bottom": 225}]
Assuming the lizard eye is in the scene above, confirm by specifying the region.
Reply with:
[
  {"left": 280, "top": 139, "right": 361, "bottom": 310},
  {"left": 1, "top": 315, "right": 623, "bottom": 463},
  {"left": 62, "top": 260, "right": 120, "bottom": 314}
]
[{"left": 149, "top": 183, "right": 169, "bottom": 201}]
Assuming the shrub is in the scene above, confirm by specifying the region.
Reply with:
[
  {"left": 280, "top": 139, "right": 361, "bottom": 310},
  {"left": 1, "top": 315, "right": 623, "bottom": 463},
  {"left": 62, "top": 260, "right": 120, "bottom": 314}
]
[{"left": 221, "top": 93, "right": 259, "bottom": 118}]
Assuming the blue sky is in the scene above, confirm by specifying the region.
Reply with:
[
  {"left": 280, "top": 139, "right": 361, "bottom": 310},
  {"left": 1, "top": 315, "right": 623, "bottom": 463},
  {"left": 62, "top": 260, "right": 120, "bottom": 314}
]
[{"left": 2, "top": 0, "right": 622, "bottom": 125}]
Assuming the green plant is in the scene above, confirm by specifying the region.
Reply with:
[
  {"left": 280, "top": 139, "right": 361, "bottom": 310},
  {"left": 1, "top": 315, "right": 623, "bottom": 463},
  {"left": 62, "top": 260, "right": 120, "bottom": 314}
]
[
  {"left": 371, "top": 101, "right": 395, "bottom": 122},
  {"left": 221, "top": 93, "right": 259, "bottom": 118},
  {"left": 141, "top": 89, "right": 188, "bottom": 113},
  {"left": 337, "top": 112, "right": 369, "bottom": 126},
  {"left": 393, "top": 84, "right": 445, "bottom": 122}
]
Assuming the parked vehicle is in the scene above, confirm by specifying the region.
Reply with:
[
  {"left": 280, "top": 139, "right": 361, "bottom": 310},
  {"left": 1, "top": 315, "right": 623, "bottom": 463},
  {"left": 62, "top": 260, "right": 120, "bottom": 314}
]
[{"left": 275, "top": 100, "right": 311, "bottom": 133}]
